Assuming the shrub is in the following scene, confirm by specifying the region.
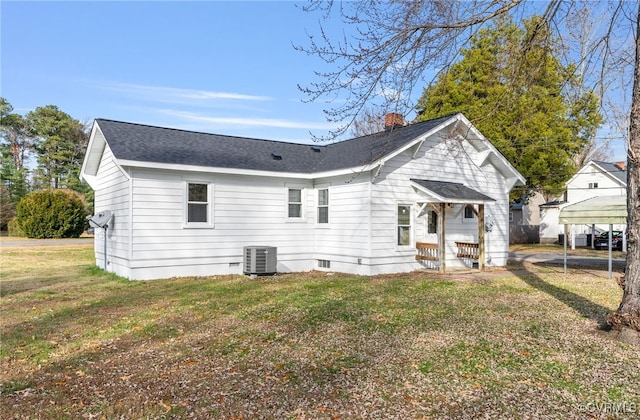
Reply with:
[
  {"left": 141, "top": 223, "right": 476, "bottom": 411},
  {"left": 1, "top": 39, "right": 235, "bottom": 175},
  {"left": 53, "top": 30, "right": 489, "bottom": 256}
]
[
  {"left": 16, "top": 189, "right": 88, "bottom": 239},
  {"left": 7, "top": 217, "right": 25, "bottom": 237}
]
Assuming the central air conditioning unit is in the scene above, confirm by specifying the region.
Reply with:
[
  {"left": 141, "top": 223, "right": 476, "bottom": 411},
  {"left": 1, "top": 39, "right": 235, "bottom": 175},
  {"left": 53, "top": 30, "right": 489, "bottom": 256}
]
[{"left": 243, "top": 246, "right": 277, "bottom": 275}]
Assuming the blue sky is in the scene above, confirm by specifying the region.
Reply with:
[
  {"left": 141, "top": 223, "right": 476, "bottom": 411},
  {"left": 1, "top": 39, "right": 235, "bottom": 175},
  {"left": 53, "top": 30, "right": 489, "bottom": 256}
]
[
  {"left": 2, "top": 1, "right": 347, "bottom": 144},
  {"left": 1, "top": 1, "right": 629, "bottom": 160}
]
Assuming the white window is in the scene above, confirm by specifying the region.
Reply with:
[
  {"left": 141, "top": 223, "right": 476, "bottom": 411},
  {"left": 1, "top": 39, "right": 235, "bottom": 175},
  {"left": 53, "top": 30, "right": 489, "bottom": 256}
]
[
  {"left": 185, "top": 182, "right": 213, "bottom": 227},
  {"left": 288, "top": 188, "right": 302, "bottom": 218},
  {"left": 464, "top": 205, "right": 475, "bottom": 219},
  {"left": 397, "top": 205, "right": 411, "bottom": 246},
  {"left": 317, "top": 188, "right": 329, "bottom": 224},
  {"left": 588, "top": 182, "right": 598, "bottom": 189}
]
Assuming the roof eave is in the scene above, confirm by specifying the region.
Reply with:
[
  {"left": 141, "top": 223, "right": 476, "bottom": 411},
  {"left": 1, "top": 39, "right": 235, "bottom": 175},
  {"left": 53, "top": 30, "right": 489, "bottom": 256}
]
[
  {"left": 117, "top": 159, "right": 375, "bottom": 180},
  {"left": 410, "top": 180, "right": 496, "bottom": 204},
  {"left": 80, "top": 122, "right": 107, "bottom": 189}
]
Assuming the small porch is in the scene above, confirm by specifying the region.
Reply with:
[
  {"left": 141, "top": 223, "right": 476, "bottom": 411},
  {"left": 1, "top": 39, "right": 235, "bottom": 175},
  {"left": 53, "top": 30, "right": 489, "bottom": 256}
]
[{"left": 410, "top": 179, "right": 495, "bottom": 273}]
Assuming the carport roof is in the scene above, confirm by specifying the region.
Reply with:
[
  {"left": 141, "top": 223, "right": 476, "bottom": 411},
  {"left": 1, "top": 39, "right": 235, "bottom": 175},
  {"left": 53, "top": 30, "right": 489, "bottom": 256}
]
[{"left": 559, "top": 196, "right": 627, "bottom": 224}]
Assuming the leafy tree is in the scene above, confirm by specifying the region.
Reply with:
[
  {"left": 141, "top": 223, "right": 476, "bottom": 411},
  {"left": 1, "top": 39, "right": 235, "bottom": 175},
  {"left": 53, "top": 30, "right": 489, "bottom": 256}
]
[
  {"left": 27, "top": 105, "right": 89, "bottom": 190},
  {"left": 415, "top": 17, "right": 602, "bottom": 198},
  {"left": 299, "top": 1, "right": 639, "bottom": 334}
]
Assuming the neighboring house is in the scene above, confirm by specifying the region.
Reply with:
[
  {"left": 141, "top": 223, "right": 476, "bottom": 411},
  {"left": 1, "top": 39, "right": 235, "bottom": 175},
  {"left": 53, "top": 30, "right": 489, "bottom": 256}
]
[
  {"left": 509, "top": 192, "right": 544, "bottom": 243},
  {"left": 80, "top": 113, "right": 525, "bottom": 280},
  {"left": 539, "top": 160, "right": 627, "bottom": 244}
]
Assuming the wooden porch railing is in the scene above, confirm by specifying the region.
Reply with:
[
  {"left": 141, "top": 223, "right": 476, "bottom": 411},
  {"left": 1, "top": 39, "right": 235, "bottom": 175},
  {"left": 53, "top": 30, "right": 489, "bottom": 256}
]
[
  {"left": 415, "top": 242, "right": 439, "bottom": 261},
  {"left": 455, "top": 241, "right": 479, "bottom": 260}
]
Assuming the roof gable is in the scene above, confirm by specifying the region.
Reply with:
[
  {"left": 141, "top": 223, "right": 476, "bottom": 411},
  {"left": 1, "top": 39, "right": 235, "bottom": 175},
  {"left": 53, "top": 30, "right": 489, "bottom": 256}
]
[
  {"left": 567, "top": 160, "right": 627, "bottom": 187},
  {"left": 591, "top": 160, "right": 627, "bottom": 185}
]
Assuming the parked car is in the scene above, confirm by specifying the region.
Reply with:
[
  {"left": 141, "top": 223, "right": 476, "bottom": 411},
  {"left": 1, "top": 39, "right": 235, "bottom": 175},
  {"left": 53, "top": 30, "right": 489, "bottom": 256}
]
[{"left": 593, "top": 231, "right": 624, "bottom": 251}]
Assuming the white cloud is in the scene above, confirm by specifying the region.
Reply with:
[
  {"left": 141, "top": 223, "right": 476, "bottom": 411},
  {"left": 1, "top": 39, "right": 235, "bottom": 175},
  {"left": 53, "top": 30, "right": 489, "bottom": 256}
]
[
  {"left": 89, "top": 80, "right": 271, "bottom": 105},
  {"left": 161, "top": 109, "right": 334, "bottom": 131}
]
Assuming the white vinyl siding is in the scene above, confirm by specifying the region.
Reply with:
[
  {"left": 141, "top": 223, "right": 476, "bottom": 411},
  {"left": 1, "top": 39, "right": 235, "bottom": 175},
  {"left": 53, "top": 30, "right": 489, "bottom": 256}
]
[{"left": 92, "top": 144, "right": 131, "bottom": 278}]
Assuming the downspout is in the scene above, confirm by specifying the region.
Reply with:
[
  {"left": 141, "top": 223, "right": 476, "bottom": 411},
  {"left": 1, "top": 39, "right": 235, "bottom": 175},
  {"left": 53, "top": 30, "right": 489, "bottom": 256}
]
[{"left": 128, "top": 168, "right": 134, "bottom": 269}]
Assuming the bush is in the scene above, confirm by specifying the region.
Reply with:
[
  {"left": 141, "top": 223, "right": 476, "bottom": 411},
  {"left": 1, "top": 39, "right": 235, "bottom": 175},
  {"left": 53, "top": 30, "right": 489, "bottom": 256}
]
[
  {"left": 16, "top": 189, "right": 88, "bottom": 239},
  {"left": 7, "top": 217, "right": 25, "bottom": 237}
]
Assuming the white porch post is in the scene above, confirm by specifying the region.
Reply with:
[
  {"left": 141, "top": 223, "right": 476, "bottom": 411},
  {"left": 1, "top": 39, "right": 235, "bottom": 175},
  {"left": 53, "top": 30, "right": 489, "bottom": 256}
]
[
  {"left": 478, "top": 204, "right": 485, "bottom": 271},
  {"left": 439, "top": 203, "right": 446, "bottom": 273}
]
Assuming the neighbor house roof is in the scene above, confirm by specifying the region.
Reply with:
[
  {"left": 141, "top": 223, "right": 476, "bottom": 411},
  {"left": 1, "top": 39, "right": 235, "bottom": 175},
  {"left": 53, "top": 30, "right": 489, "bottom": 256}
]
[{"left": 591, "top": 160, "right": 627, "bottom": 185}]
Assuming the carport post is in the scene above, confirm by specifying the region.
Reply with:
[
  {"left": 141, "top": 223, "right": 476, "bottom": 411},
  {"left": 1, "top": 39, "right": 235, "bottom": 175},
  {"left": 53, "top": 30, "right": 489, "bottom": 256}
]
[
  {"left": 563, "top": 224, "right": 568, "bottom": 275},
  {"left": 608, "top": 224, "right": 613, "bottom": 279}
]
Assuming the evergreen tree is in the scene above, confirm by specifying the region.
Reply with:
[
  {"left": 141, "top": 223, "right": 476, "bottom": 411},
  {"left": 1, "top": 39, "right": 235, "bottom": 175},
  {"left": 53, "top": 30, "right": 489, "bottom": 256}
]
[
  {"left": 0, "top": 98, "right": 33, "bottom": 219},
  {"left": 415, "top": 17, "right": 602, "bottom": 199},
  {"left": 27, "top": 105, "right": 89, "bottom": 190}
]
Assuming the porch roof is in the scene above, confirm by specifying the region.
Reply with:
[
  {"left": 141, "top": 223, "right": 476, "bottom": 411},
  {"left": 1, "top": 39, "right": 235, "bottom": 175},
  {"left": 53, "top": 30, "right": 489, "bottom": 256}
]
[
  {"left": 559, "top": 195, "right": 627, "bottom": 224},
  {"left": 410, "top": 179, "right": 496, "bottom": 204}
]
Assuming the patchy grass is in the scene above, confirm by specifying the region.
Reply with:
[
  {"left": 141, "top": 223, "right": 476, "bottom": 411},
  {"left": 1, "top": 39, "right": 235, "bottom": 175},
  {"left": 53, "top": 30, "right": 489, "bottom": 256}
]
[{"left": 1, "top": 243, "right": 638, "bottom": 419}]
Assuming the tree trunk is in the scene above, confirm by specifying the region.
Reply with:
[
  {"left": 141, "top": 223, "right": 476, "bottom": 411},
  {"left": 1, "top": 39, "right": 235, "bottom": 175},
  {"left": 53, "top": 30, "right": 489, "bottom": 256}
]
[{"left": 607, "top": 2, "right": 640, "bottom": 334}]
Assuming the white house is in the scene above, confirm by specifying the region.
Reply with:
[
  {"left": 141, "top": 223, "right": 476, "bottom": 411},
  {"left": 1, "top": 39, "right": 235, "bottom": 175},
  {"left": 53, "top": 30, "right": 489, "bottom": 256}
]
[
  {"left": 80, "top": 113, "right": 525, "bottom": 280},
  {"left": 539, "top": 160, "right": 627, "bottom": 244}
]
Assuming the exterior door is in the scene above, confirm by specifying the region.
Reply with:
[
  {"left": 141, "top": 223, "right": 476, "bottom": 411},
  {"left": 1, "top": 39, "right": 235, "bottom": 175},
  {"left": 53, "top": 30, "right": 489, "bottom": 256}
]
[{"left": 419, "top": 208, "right": 438, "bottom": 244}]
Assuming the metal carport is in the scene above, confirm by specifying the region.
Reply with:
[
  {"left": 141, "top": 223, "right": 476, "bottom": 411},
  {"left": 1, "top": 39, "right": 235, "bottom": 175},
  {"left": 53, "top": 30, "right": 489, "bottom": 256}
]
[{"left": 559, "top": 196, "right": 627, "bottom": 278}]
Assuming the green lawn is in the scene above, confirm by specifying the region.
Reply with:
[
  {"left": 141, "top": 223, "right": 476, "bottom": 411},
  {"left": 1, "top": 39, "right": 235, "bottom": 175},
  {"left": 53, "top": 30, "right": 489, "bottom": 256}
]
[{"left": 1, "top": 243, "right": 638, "bottom": 419}]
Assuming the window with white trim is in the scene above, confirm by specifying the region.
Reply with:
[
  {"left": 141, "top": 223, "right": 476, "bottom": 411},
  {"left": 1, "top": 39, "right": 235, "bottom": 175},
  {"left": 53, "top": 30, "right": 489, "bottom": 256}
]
[
  {"left": 185, "top": 182, "right": 212, "bottom": 227},
  {"left": 288, "top": 188, "right": 302, "bottom": 218},
  {"left": 397, "top": 205, "right": 411, "bottom": 246},
  {"left": 588, "top": 182, "right": 598, "bottom": 189},
  {"left": 464, "top": 205, "right": 475, "bottom": 219},
  {"left": 317, "top": 188, "right": 329, "bottom": 224}
]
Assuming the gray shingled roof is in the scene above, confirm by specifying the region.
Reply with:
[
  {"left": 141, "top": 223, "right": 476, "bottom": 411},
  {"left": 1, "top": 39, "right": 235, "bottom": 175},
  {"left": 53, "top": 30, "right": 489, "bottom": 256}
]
[
  {"left": 592, "top": 160, "right": 627, "bottom": 185},
  {"left": 96, "top": 114, "right": 456, "bottom": 174},
  {"left": 411, "top": 179, "right": 495, "bottom": 202}
]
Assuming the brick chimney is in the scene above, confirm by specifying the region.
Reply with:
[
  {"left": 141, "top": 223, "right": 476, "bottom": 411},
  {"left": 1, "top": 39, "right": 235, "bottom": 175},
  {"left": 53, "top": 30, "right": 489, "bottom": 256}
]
[
  {"left": 384, "top": 113, "right": 404, "bottom": 130},
  {"left": 613, "top": 161, "right": 626, "bottom": 170}
]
